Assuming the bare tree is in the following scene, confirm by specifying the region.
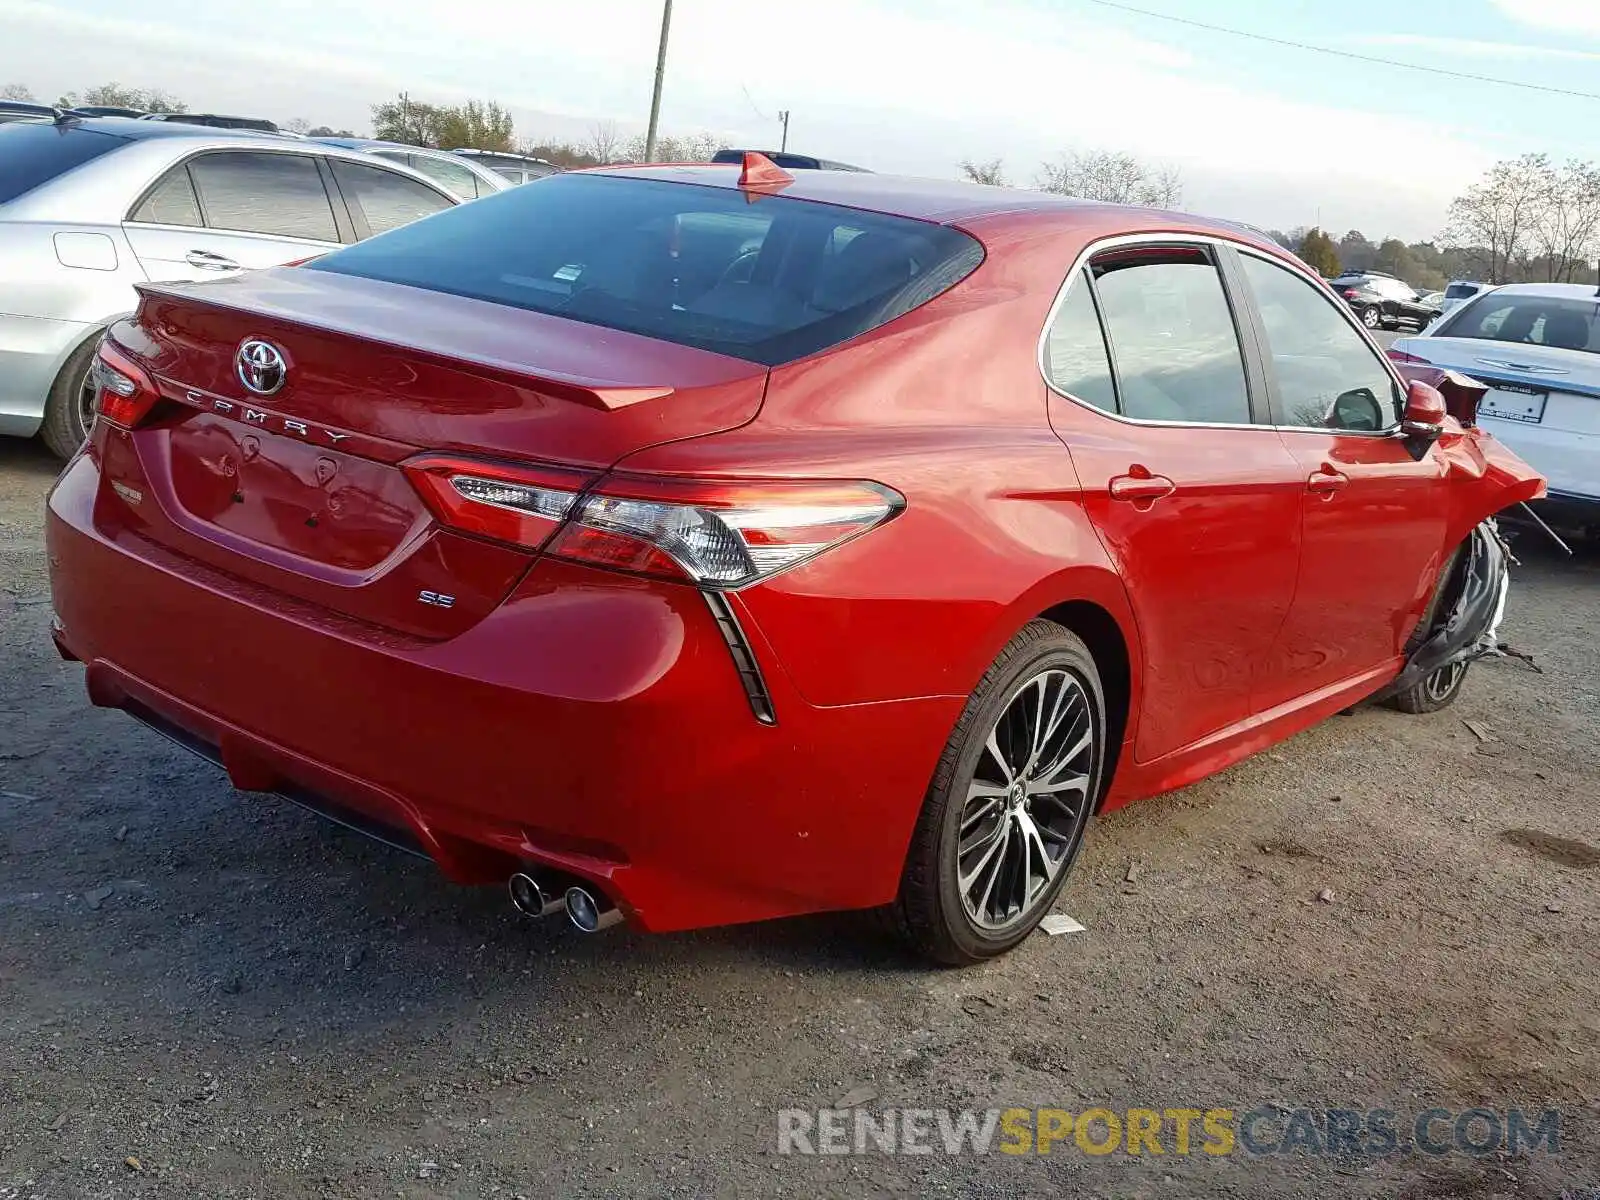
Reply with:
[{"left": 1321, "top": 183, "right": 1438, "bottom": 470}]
[
  {"left": 622, "top": 129, "right": 724, "bottom": 163},
  {"left": 586, "top": 120, "right": 622, "bottom": 164},
  {"left": 283, "top": 117, "right": 312, "bottom": 135},
  {"left": 1036, "top": 149, "right": 1182, "bottom": 207},
  {"left": 1444, "top": 153, "right": 1550, "bottom": 284},
  {"left": 959, "top": 159, "right": 1008, "bottom": 186},
  {"left": 0, "top": 82, "right": 35, "bottom": 101},
  {"left": 1533, "top": 159, "right": 1600, "bottom": 282}
]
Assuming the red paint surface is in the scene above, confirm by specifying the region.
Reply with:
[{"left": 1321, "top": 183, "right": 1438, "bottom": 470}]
[{"left": 46, "top": 176, "right": 1544, "bottom": 932}]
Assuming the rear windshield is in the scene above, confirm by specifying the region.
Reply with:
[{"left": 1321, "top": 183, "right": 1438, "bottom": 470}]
[
  {"left": 1444, "top": 283, "right": 1479, "bottom": 299},
  {"left": 1441, "top": 293, "right": 1600, "bottom": 355},
  {"left": 0, "top": 123, "right": 128, "bottom": 204},
  {"left": 307, "top": 172, "right": 984, "bottom": 366}
]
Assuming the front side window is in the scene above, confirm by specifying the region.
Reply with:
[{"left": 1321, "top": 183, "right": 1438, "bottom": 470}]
[
  {"left": 329, "top": 159, "right": 454, "bottom": 237},
  {"left": 1042, "top": 271, "right": 1117, "bottom": 413},
  {"left": 1090, "top": 248, "right": 1251, "bottom": 424},
  {"left": 1240, "top": 253, "right": 1400, "bottom": 431},
  {"left": 187, "top": 151, "right": 338, "bottom": 242}
]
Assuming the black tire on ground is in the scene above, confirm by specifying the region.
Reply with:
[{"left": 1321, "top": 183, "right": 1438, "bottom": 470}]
[
  {"left": 887, "top": 620, "right": 1106, "bottom": 966},
  {"left": 1362, "top": 305, "right": 1381, "bottom": 328},
  {"left": 39, "top": 335, "right": 101, "bottom": 460},
  {"left": 1386, "top": 541, "right": 1472, "bottom": 715},
  {"left": 1387, "top": 660, "right": 1471, "bottom": 714}
]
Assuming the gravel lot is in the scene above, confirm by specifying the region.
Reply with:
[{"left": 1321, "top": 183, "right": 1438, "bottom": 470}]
[{"left": 1, "top": 436, "right": 1597, "bottom": 1199}]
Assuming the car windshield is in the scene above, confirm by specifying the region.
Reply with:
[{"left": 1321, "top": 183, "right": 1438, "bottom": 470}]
[
  {"left": 1445, "top": 283, "right": 1479, "bottom": 299},
  {"left": 1442, "top": 293, "right": 1600, "bottom": 354},
  {"left": 0, "top": 122, "right": 128, "bottom": 204},
  {"left": 308, "top": 172, "right": 984, "bottom": 366}
]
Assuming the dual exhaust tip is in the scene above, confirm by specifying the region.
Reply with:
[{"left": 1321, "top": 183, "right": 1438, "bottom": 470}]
[{"left": 507, "top": 871, "right": 622, "bottom": 933}]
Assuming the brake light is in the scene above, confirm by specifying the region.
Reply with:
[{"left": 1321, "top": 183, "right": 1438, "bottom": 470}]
[
  {"left": 548, "top": 475, "right": 903, "bottom": 588},
  {"left": 92, "top": 339, "right": 161, "bottom": 429},
  {"left": 1341, "top": 288, "right": 1359, "bottom": 299},
  {"left": 401, "top": 455, "right": 594, "bottom": 552},
  {"left": 1387, "top": 348, "right": 1431, "bottom": 365},
  {"left": 404, "top": 455, "right": 904, "bottom": 589}
]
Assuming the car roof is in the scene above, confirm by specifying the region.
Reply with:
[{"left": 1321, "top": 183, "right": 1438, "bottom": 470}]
[
  {"left": 1472, "top": 282, "right": 1600, "bottom": 301},
  {"left": 580, "top": 164, "right": 1275, "bottom": 243},
  {"left": 37, "top": 115, "right": 286, "bottom": 142}
]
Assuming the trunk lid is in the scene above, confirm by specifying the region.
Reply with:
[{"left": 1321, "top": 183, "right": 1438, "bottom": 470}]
[{"left": 101, "top": 269, "right": 768, "bottom": 637}]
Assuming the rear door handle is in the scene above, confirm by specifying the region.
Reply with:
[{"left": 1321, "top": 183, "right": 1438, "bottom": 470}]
[
  {"left": 185, "top": 249, "right": 240, "bottom": 271},
  {"left": 1109, "top": 472, "right": 1176, "bottom": 502},
  {"left": 1307, "top": 466, "right": 1350, "bottom": 495}
]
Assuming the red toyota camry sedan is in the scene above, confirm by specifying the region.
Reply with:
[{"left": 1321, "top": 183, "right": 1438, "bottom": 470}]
[{"left": 46, "top": 158, "right": 1542, "bottom": 963}]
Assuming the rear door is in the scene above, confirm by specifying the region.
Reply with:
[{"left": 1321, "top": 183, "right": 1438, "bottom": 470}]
[
  {"left": 123, "top": 149, "right": 347, "bottom": 281},
  {"left": 1043, "top": 243, "right": 1304, "bottom": 763},
  {"left": 1233, "top": 249, "right": 1449, "bottom": 709}
]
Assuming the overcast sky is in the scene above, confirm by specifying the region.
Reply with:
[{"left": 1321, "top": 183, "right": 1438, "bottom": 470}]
[{"left": 3, "top": 0, "right": 1596, "bottom": 241}]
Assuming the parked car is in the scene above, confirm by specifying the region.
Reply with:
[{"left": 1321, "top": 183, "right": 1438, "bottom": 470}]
[
  {"left": 0, "top": 100, "right": 67, "bottom": 124},
  {"left": 1329, "top": 270, "right": 1441, "bottom": 330},
  {"left": 46, "top": 163, "right": 1541, "bottom": 964},
  {"left": 67, "top": 105, "right": 147, "bottom": 119},
  {"left": 1390, "top": 282, "right": 1598, "bottom": 530},
  {"left": 313, "top": 138, "right": 511, "bottom": 201},
  {"left": 710, "top": 148, "right": 869, "bottom": 171},
  {"left": 0, "top": 116, "right": 460, "bottom": 457},
  {"left": 450, "top": 149, "right": 559, "bottom": 184},
  {"left": 1440, "top": 279, "right": 1490, "bottom": 315},
  {"left": 140, "top": 113, "right": 281, "bottom": 133}
]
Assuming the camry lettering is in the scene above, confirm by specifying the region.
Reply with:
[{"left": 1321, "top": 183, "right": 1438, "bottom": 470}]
[
  {"left": 203, "top": 397, "right": 351, "bottom": 446},
  {"left": 243, "top": 408, "right": 267, "bottom": 425}
]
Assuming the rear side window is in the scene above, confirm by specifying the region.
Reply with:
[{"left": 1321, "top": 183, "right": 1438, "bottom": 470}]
[
  {"left": 0, "top": 123, "right": 128, "bottom": 204},
  {"left": 1042, "top": 272, "right": 1117, "bottom": 413},
  {"left": 308, "top": 173, "right": 984, "bottom": 366},
  {"left": 188, "top": 151, "right": 339, "bottom": 242},
  {"left": 330, "top": 159, "right": 454, "bottom": 237},
  {"left": 370, "top": 149, "right": 482, "bottom": 199},
  {"left": 130, "top": 167, "right": 202, "bottom": 226},
  {"left": 1090, "top": 248, "right": 1251, "bottom": 424}
]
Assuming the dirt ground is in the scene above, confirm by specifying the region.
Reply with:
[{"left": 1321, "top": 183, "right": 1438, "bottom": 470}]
[{"left": 1, "top": 436, "right": 1596, "bottom": 1199}]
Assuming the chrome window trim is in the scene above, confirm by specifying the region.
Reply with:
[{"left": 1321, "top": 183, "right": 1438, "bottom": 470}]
[{"left": 1036, "top": 231, "right": 1409, "bottom": 439}]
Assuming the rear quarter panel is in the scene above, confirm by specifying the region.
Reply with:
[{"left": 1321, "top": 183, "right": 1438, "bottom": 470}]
[{"left": 618, "top": 212, "right": 1145, "bottom": 711}]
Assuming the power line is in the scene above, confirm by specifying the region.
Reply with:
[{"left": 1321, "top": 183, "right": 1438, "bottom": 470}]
[{"left": 1076, "top": 0, "right": 1600, "bottom": 102}]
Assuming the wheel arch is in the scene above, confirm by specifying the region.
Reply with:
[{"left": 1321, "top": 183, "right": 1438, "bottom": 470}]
[{"left": 1037, "top": 598, "right": 1133, "bottom": 808}]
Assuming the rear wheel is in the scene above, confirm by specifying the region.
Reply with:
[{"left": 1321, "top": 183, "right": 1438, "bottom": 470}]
[
  {"left": 1362, "top": 305, "right": 1381, "bottom": 329},
  {"left": 40, "top": 336, "right": 101, "bottom": 460},
  {"left": 889, "top": 621, "right": 1105, "bottom": 965}
]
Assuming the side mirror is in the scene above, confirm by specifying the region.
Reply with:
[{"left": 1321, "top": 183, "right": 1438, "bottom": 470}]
[{"left": 1400, "top": 380, "right": 1448, "bottom": 457}]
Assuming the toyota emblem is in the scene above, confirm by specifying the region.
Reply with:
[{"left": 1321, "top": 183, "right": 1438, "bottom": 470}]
[{"left": 236, "top": 339, "right": 287, "bottom": 396}]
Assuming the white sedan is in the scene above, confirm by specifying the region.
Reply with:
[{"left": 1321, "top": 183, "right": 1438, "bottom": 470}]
[{"left": 1391, "top": 283, "right": 1599, "bottom": 526}]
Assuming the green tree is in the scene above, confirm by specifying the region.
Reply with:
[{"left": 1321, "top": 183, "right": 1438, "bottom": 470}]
[
  {"left": 959, "top": 158, "right": 1008, "bottom": 186},
  {"left": 58, "top": 83, "right": 185, "bottom": 112},
  {"left": 1374, "top": 238, "right": 1418, "bottom": 281},
  {"left": 371, "top": 93, "right": 515, "bottom": 151},
  {"left": 1298, "top": 227, "right": 1340, "bottom": 277}
]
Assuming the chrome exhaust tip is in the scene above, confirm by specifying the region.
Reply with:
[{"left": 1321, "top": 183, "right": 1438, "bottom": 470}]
[
  {"left": 508, "top": 872, "right": 564, "bottom": 918},
  {"left": 563, "top": 886, "right": 623, "bottom": 933}
]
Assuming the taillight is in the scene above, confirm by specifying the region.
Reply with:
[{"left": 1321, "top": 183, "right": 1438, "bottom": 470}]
[
  {"left": 1387, "top": 347, "right": 1431, "bottom": 365},
  {"left": 1341, "top": 288, "right": 1359, "bottom": 299},
  {"left": 548, "top": 475, "right": 903, "bottom": 588},
  {"left": 401, "top": 455, "right": 594, "bottom": 552},
  {"left": 92, "top": 339, "right": 161, "bottom": 429},
  {"left": 404, "top": 455, "right": 903, "bottom": 589}
]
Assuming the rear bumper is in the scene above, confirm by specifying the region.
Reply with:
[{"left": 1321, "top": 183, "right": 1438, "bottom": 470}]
[
  {"left": 46, "top": 449, "right": 959, "bottom": 932},
  {"left": 1479, "top": 415, "right": 1597, "bottom": 504}
]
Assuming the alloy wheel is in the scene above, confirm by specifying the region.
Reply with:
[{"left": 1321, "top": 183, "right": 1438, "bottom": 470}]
[
  {"left": 73, "top": 361, "right": 97, "bottom": 442},
  {"left": 956, "top": 668, "right": 1095, "bottom": 931},
  {"left": 1423, "top": 660, "right": 1466, "bottom": 703}
]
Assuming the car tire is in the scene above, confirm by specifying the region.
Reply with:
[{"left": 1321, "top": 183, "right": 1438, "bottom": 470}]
[
  {"left": 1362, "top": 306, "right": 1381, "bottom": 329},
  {"left": 1387, "top": 660, "right": 1471, "bottom": 714},
  {"left": 888, "top": 620, "right": 1106, "bottom": 966},
  {"left": 40, "top": 335, "right": 101, "bottom": 460}
]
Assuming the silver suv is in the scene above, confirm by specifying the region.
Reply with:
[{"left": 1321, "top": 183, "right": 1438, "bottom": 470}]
[{"left": 0, "top": 116, "right": 460, "bottom": 456}]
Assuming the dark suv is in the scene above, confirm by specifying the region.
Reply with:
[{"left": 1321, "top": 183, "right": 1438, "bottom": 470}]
[{"left": 1329, "top": 270, "right": 1440, "bottom": 331}]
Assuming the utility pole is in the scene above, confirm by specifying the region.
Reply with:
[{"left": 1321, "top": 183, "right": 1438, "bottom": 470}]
[
  {"left": 778, "top": 109, "right": 790, "bottom": 153},
  {"left": 644, "top": 0, "right": 673, "bottom": 163}
]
